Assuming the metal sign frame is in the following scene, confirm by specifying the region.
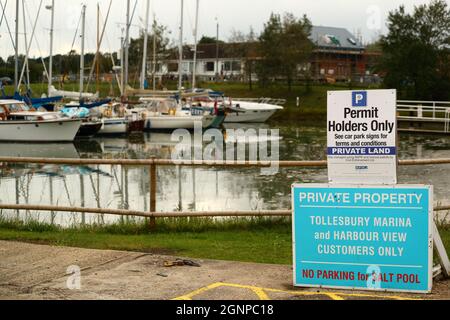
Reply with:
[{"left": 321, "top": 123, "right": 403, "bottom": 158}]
[{"left": 292, "top": 183, "right": 434, "bottom": 293}]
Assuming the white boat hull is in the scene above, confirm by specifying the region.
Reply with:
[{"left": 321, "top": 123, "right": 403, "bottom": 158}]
[
  {"left": 99, "top": 118, "right": 128, "bottom": 134},
  {"left": 0, "top": 119, "right": 81, "bottom": 142}
]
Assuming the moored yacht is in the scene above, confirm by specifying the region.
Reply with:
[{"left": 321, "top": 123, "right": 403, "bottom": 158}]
[
  {"left": 95, "top": 103, "right": 145, "bottom": 135},
  {"left": 0, "top": 100, "right": 81, "bottom": 142},
  {"left": 190, "top": 91, "right": 284, "bottom": 123},
  {"left": 225, "top": 100, "right": 284, "bottom": 123},
  {"left": 137, "top": 97, "right": 216, "bottom": 130}
]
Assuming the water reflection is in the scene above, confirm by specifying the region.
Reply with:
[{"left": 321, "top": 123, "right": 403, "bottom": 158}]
[{"left": 0, "top": 126, "right": 449, "bottom": 226}]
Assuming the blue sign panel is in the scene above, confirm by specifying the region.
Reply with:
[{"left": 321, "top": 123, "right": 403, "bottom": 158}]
[
  {"left": 352, "top": 91, "right": 367, "bottom": 107},
  {"left": 292, "top": 184, "right": 433, "bottom": 293}
]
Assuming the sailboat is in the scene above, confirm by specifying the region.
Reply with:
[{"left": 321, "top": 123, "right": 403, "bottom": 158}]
[
  {"left": 0, "top": 0, "right": 63, "bottom": 109},
  {"left": 58, "top": 4, "right": 112, "bottom": 137},
  {"left": 126, "top": 0, "right": 221, "bottom": 130},
  {"left": 136, "top": 97, "right": 216, "bottom": 130}
]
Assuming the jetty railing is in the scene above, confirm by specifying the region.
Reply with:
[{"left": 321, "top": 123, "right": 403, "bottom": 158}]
[
  {"left": 0, "top": 156, "right": 450, "bottom": 226},
  {"left": 397, "top": 100, "right": 450, "bottom": 122}
]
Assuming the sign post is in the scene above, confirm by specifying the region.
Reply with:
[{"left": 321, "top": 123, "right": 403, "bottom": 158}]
[
  {"left": 327, "top": 90, "right": 397, "bottom": 184},
  {"left": 292, "top": 184, "right": 433, "bottom": 293}
]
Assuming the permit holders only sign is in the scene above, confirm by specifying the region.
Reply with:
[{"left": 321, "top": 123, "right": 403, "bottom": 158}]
[
  {"left": 327, "top": 90, "right": 397, "bottom": 184},
  {"left": 292, "top": 184, "right": 433, "bottom": 293}
]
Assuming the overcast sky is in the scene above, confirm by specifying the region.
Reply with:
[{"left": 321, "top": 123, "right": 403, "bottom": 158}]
[{"left": 0, "top": 0, "right": 436, "bottom": 60}]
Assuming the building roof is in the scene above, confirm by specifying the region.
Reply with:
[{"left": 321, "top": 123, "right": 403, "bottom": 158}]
[{"left": 309, "top": 26, "right": 364, "bottom": 50}]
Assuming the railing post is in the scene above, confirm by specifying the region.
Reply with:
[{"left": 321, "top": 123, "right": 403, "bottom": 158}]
[
  {"left": 149, "top": 160, "right": 157, "bottom": 229},
  {"left": 433, "top": 102, "right": 436, "bottom": 119}
]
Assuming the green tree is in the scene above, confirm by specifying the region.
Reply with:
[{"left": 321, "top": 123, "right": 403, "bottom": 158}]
[
  {"left": 256, "top": 12, "right": 312, "bottom": 90},
  {"left": 257, "top": 14, "right": 283, "bottom": 88},
  {"left": 228, "top": 27, "right": 258, "bottom": 91},
  {"left": 279, "top": 13, "right": 313, "bottom": 91},
  {"left": 198, "top": 36, "right": 224, "bottom": 45},
  {"left": 379, "top": 0, "right": 450, "bottom": 100},
  {"left": 128, "top": 21, "right": 171, "bottom": 86}
]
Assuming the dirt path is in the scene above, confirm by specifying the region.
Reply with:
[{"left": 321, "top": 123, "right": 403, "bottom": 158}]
[{"left": 0, "top": 240, "right": 448, "bottom": 300}]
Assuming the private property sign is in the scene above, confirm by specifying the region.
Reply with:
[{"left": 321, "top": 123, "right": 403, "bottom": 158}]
[
  {"left": 292, "top": 184, "right": 433, "bottom": 293},
  {"left": 327, "top": 90, "right": 397, "bottom": 184}
]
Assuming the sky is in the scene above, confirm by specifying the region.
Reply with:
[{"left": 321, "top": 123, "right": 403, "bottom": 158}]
[{"left": 0, "top": 0, "right": 439, "bottom": 60}]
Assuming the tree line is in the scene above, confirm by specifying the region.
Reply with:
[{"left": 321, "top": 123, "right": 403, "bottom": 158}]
[{"left": 378, "top": 0, "right": 450, "bottom": 100}]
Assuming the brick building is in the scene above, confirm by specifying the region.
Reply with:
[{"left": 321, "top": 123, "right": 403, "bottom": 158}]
[{"left": 153, "top": 25, "right": 378, "bottom": 83}]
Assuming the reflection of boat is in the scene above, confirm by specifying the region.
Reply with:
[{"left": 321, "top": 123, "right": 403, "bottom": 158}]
[
  {"left": 73, "top": 139, "right": 103, "bottom": 154},
  {"left": 0, "top": 142, "right": 79, "bottom": 158},
  {"left": 222, "top": 123, "right": 282, "bottom": 144},
  {"left": 0, "top": 163, "right": 112, "bottom": 178},
  {"left": 0, "top": 100, "right": 81, "bottom": 142}
]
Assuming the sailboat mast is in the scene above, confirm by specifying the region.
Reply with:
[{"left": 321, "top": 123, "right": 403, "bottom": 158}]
[
  {"left": 140, "top": 0, "right": 150, "bottom": 90},
  {"left": 124, "top": 0, "right": 130, "bottom": 92},
  {"left": 120, "top": 31, "right": 125, "bottom": 96},
  {"left": 192, "top": 0, "right": 199, "bottom": 89},
  {"left": 48, "top": 0, "right": 54, "bottom": 96},
  {"left": 96, "top": 3, "right": 100, "bottom": 93},
  {"left": 14, "top": 0, "right": 19, "bottom": 92},
  {"left": 22, "top": 0, "right": 30, "bottom": 90},
  {"left": 178, "top": 0, "right": 184, "bottom": 93},
  {"left": 152, "top": 15, "right": 156, "bottom": 91},
  {"left": 79, "top": 4, "right": 86, "bottom": 101}
]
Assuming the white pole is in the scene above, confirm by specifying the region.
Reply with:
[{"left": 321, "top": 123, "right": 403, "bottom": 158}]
[
  {"left": 79, "top": 4, "right": 86, "bottom": 101},
  {"left": 48, "top": 0, "right": 54, "bottom": 96},
  {"left": 22, "top": 0, "right": 30, "bottom": 89},
  {"left": 178, "top": 0, "right": 184, "bottom": 93},
  {"left": 14, "top": 0, "right": 19, "bottom": 92},
  {"left": 192, "top": 0, "right": 199, "bottom": 89},
  {"left": 152, "top": 15, "right": 156, "bottom": 91},
  {"left": 124, "top": 0, "right": 130, "bottom": 91},
  {"left": 140, "top": 0, "right": 150, "bottom": 90},
  {"left": 120, "top": 31, "right": 124, "bottom": 95}
]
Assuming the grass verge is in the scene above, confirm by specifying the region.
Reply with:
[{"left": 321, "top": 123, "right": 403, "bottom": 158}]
[
  {"left": 0, "top": 217, "right": 293, "bottom": 265},
  {"left": 0, "top": 217, "right": 449, "bottom": 266}
]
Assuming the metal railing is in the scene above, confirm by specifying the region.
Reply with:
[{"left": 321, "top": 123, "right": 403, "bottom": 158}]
[
  {"left": 397, "top": 100, "right": 450, "bottom": 122},
  {"left": 0, "top": 156, "right": 450, "bottom": 225}
]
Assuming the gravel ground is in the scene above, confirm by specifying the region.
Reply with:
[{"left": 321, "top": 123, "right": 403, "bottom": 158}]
[{"left": 0, "top": 240, "right": 448, "bottom": 300}]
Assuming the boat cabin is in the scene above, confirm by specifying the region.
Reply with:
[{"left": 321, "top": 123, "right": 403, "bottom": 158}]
[{"left": 0, "top": 100, "right": 60, "bottom": 121}]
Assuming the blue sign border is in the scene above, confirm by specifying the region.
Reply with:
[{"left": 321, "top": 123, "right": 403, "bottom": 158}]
[{"left": 292, "top": 184, "right": 433, "bottom": 293}]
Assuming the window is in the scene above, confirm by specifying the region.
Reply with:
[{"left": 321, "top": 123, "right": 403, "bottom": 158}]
[
  {"left": 205, "top": 62, "right": 215, "bottom": 72},
  {"left": 223, "top": 61, "right": 241, "bottom": 72},
  {"left": 232, "top": 61, "right": 241, "bottom": 71},
  {"left": 8, "top": 103, "right": 28, "bottom": 112},
  {"left": 168, "top": 63, "right": 178, "bottom": 72}
]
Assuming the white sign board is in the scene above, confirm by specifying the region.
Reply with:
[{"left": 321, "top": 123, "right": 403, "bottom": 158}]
[{"left": 327, "top": 90, "right": 397, "bottom": 184}]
